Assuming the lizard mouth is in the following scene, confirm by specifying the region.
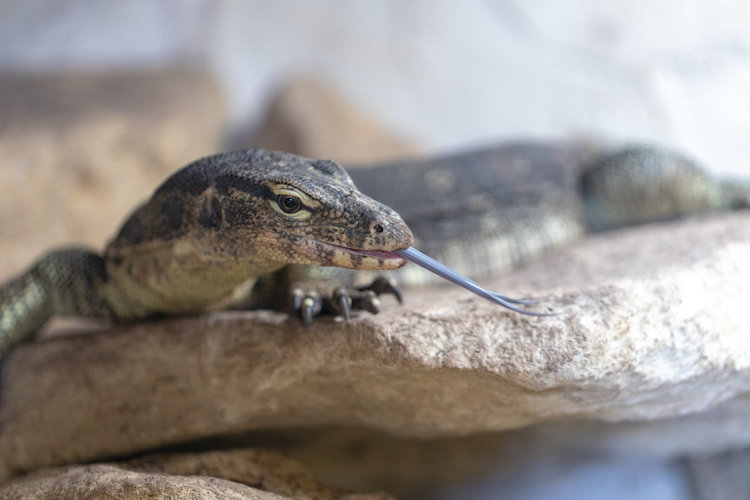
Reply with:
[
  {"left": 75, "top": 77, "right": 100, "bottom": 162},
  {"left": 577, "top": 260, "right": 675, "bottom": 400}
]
[
  {"left": 307, "top": 240, "right": 408, "bottom": 270},
  {"left": 333, "top": 244, "right": 407, "bottom": 261}
]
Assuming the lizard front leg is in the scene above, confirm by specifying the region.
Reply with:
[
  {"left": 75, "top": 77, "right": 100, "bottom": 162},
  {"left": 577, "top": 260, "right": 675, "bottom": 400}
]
[
  {"left": 0, "top": 248, "right": 113, "bottom": 358},
  {"left": 243, "top": 265, "right": 402, "bottom": 326}
]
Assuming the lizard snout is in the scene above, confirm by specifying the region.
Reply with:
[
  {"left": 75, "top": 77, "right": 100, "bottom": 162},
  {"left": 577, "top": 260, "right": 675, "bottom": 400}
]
[{"left": 365, "top": 204, "right": 414, "bottom": 252}]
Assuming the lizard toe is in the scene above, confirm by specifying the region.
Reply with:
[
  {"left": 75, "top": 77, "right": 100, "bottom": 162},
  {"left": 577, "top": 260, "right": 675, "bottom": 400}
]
[
  {"left": 350, "top": 290, "right": 380, "bottom": 315},
  {"left": 290, "top": 288, "right": 323, "bottom": 327},
  {"left": 357, "top": 276, "right": 402, "bottom": 304},
  {"left": 287, "top": 278, "right": 399, "bottom": 326},
  {"left": 301, "top": 296, "right": 321, "bottom": 327},
  {"left": 330, "top": 288, "right": 352, "bottom": 320}
]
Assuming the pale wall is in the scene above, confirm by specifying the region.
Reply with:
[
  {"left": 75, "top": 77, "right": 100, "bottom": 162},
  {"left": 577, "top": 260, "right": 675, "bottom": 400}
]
[{"left": 1, "top": 0, "right": 749, "bottom": 176}]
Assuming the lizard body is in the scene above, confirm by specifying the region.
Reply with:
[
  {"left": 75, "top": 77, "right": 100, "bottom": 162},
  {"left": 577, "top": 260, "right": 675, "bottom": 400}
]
[
  {"left": 0, "top": 149, "right": 412, "bottom": 357},
  {"left": 1, "top": 143, "right": 747, "bottom": 359},
  {"left": 352, "top": 143, "right": 748, "bottom": 283}
]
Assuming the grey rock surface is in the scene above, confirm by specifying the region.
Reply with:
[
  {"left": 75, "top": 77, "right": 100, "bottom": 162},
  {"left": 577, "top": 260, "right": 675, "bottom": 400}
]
[{"left": 1, "top": 212, "right": 749, "bottom": 481}]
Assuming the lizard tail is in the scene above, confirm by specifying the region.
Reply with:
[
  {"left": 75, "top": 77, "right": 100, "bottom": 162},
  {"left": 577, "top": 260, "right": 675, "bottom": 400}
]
[{"left": 0, "top": 248, "right": 113, "bottom": 359}]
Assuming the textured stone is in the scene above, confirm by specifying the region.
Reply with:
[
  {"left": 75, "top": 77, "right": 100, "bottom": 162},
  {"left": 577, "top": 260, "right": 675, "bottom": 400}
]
[
  {"left": 1, "top": 212, "right": 749, "bottom": 481},
  {"left": 0, "top": 465, "right": 282, "bottom": 500},
  {"left": 0, "top": 69, "right": 225, "bottom": 280},
  {"left": 0, "top": 448, "right": 393, "bottom": 499},
  {"left": 250, "top": 79, "right": 421, "bottom": 164}
]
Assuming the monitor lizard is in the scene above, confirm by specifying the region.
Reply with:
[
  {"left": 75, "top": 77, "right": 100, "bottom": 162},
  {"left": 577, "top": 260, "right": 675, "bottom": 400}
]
[{"left": 1, "top": 144, "right": 747, "bottom": 360}]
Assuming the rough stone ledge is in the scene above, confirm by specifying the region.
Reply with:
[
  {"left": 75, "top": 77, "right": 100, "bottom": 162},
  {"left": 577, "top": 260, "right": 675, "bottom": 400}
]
[{"left": 1, "top": 212, "right": 749, "bottom": 479}]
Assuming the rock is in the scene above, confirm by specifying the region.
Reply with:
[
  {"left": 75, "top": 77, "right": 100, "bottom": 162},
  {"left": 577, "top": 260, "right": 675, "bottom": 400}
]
[
  {"left": 0, "top": 465, "right": 281, "bottom": 500},
  {"left": 0, "top": 448, "right": 393, "bottom": 499},
  {"left": 0, "top": 69, "right": 225, "bottom": 280},
  {"left": 249, "top": 79, "right": 421, "bottom": 164},
  {"left": 1, "top": 212, "right": 749, "bottom": 481}
]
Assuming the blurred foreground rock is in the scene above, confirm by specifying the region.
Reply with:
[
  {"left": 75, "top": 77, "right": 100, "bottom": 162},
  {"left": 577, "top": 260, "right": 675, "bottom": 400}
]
[
  {"left": 1, "top": 212, "right": 749, "bottom": 488},
  {"left": 0, "top": 448, "right": 393, "bottom": 500},
  {"left": 0, "top": 69, "right": 225, "bottom": 279}
]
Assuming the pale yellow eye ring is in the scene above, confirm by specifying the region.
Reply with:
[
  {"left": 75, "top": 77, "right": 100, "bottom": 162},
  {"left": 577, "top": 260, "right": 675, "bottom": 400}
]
[{"left": 270, "top": 188, "right": 312, "bottom": 220}]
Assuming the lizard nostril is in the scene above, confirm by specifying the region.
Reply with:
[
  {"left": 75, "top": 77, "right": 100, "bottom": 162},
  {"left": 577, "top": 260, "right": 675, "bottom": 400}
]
[{"left": 373, "top": 224, "right": 384, "bottom": 233}]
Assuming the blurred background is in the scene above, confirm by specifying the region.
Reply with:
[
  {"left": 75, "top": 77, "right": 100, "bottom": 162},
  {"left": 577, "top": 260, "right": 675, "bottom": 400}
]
[
  {"left": 2, "top": 0, "right": 749, "bottom": 173},
  {"left": 1, "top": 2, "right": 749, "bottom": 499}
]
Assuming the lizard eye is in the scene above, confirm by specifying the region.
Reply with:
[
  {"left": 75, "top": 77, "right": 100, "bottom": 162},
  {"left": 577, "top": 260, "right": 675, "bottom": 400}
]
[
  {"left": 269, "top": 186, "right": 313, "bottom": 220},
  {"left": 277, "top": 194, "right": 301, "bottom": 214}
]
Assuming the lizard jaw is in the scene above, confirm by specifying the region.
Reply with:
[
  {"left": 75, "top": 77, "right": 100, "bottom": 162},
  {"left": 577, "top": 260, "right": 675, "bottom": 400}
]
[{"left": 305, "top": 240, "right": 408, "bottom": 270}]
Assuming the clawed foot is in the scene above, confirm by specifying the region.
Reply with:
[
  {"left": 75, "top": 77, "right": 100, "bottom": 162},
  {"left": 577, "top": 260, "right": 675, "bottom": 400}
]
[{"left": 291, "top": 276, "right": 402, "bottom": 327}]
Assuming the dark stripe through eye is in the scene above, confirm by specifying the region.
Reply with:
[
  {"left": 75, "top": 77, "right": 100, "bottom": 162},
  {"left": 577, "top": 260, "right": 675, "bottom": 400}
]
[{"left": 277, "top": 194, "right": 302, "bottom": 213}]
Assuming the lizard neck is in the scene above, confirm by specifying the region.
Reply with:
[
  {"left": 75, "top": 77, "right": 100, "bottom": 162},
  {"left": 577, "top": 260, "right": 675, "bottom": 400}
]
[{"left": 103, "top": 235, "right": 284, "bottom": 319}]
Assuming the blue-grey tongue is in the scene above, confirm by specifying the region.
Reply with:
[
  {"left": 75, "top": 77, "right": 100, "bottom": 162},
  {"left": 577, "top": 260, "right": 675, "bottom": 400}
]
[{"left": 394, "top": 247, "right": 553, "bottom": 316}]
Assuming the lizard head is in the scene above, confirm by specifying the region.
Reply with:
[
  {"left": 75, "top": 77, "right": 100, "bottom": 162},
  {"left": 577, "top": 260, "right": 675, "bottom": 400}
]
[
  {"left": 123, "top": 149, "right": 413, "bottom": 273},
  {"left": 218, "top": 150, "right": 414, "bottom": 270}
]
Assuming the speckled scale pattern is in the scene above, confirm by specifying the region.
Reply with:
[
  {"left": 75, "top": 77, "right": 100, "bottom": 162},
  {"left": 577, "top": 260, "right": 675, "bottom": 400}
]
[
  {"left": 112, "top": 149, "right": 391, "bottom": 247},
  {"left": 0, "top": 149, "right": 414, "bottom": 358},
  {"left": 0, "top": 248, "right": 112, "bottom": 355},
  {"left": 1, "top": 144, "right": 746, "bottom": 359},
  {"left": 580, "top": 146, "right": 724, "bottom": 231},
  {"left": 348, "top": 143, "right": 596, "bottom": 278}
]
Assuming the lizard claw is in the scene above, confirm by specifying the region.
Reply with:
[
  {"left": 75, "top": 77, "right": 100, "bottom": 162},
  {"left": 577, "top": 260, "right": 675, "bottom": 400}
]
[
  {"left": 331, "top": 288, "right": 352, "bottom": 320},
  {"left": 358, "top": 276, "right": 402, "bottom": 304},
  {"left": 291, "top": 288, "right": 304, "bottom": 312},
  {"left": 301, "top": 296, "right": 318, "bottom": 327},
  {"left": 290, "top": 287, "right": 323, "bottom": 327},
  {"left": 288, "top": 275, "right": 399, "bottom": 326}
]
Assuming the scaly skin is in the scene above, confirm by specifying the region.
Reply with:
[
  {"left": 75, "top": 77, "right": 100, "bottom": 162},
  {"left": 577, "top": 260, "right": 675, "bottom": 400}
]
[
  {"left": 350, "top": 143, "right": 750, "bottom": 283},
  {"left": 1, "top": 143, "right": 748, "bottom": 360},
  {"left": 0, "top": 149, "right": 413, "bottom": 359}
]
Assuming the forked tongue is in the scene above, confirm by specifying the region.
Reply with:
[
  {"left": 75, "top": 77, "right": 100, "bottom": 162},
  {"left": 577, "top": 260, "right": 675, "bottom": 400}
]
[{"left": 393, "top": 247, "right": 554, "bottom": 316}]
